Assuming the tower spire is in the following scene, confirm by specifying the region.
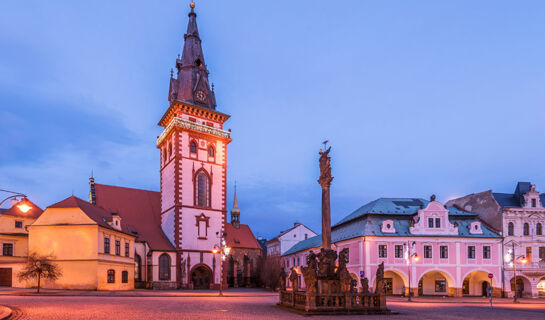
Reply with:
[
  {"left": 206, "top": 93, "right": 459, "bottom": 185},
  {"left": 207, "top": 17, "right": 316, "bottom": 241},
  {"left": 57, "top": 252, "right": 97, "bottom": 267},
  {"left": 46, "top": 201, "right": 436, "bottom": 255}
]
[
  {"left": 168, "top": 1, "right": 217, "bottom": 110},
  {"left": 231, "top": 183, "right": 240, "bottom": 229}
]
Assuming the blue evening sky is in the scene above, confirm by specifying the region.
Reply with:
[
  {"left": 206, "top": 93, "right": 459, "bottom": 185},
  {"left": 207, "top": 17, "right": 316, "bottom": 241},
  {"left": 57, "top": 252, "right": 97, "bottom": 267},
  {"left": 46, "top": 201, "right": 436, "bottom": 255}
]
[{"left": 1, "top": 1, "right": 545, "bottom": 239}]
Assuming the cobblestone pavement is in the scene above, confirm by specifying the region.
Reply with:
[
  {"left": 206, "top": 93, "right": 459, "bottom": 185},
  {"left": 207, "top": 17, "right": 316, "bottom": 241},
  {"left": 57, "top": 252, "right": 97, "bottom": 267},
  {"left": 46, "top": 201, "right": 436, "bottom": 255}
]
[{"left": 1, "top": 295, "right": 544, "bottom": 319}]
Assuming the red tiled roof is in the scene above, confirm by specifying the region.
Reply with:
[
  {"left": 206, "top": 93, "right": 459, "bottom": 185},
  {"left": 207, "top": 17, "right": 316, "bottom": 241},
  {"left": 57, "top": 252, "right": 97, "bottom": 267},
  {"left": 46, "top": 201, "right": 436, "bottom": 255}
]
[
  {"left": 93, "top": 184, "right": 176, "bottom": 251},
  {"left": 225, "top": 223, "right": 261, "bottom": 250},
  {"left": 2, "top": 198, "right": 43, "bottom": 219},
  {"left": 48, "top": 195, "right": 134, "bottom": 237}
]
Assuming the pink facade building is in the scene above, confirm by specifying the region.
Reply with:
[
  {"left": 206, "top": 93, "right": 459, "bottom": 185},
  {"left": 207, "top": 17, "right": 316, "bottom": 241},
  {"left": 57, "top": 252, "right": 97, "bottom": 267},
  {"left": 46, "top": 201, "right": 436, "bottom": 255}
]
[
  {"left": 283, "top": 198, "right": 503, "bottom": 297},
  {"left": 158, "top": 4, "right": 231, "bottom": 289}
]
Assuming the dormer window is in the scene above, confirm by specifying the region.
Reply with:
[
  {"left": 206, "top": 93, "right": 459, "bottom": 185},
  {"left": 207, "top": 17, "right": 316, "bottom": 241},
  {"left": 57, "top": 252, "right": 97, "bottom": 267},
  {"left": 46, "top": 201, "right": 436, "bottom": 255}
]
[
  {"left": 532, "top": 199, "right": 537, "bottom": 208},
  {"left": 469, "top": 221, "right": 483, "bottom": 234},
  {"left": 381, "top": 219, "right": 396, "bottom": 233},
  {"left": 435, "top": 218, "right": 441, "bottom": 228},
  {"left": 428, "top": 218, "right": 434, "bottom": 228}
]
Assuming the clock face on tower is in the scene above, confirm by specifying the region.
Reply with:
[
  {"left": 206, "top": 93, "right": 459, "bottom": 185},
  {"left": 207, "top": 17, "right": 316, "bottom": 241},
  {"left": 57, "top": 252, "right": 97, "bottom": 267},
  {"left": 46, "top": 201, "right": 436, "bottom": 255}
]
[{"left": 195, "top": 90, "right": 207, "bottom": 103}]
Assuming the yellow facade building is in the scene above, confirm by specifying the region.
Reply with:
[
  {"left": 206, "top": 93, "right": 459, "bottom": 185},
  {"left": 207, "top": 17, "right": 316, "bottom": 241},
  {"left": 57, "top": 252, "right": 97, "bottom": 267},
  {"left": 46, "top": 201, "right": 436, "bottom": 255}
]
[
  {"left": 28, "top": 196, "right": 136, "bottom": 290},
  {"left": 0, "top": 199, "right": 42, "bottom": 287}
]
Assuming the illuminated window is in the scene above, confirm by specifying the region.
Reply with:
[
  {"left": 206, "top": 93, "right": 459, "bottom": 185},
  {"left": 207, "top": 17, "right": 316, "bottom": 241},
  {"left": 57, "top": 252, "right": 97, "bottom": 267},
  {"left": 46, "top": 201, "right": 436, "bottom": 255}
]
[
  {"left": 107, "top": 270, "right": 115, "bottom": 283},
  {"left": 196, "top": 172, "right": 209, "bottom": 207},
  {"left": 435, "top": 280, "right": 446, "bottom": 292},
  {"left": 508, "top": 222, "right": 514, "bottom": 236},
  {"left": 378, "top": 245, "right": 387, "bottom": 258},
  {"left": 190, "top": 141, "right": 197, "bottom": 154},
  {"left": 159, "top": 254, "right": 171, "bottom": 280},
  {"left": 2, "top": 243, "right": 13, "bottom": 256},
  {"left": 104, "top": 237, "right": 110, "bottom": 254},
  {"left": 122, "top": 271, "right": 128, "bottom": 283}
]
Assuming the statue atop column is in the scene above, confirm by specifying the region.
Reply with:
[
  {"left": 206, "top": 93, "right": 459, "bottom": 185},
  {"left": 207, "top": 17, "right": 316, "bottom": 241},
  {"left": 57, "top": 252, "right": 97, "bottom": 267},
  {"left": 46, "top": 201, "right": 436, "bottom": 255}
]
[{"left": 318, "top": 141, "right": 333, "bottom": 249}]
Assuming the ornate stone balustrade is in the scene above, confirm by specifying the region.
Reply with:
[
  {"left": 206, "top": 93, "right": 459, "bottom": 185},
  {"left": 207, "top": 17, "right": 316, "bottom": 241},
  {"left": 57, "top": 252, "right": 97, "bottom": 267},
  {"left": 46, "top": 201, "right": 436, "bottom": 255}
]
[{"left": 157, "top": 117, "right": 231, "bottom": 146}]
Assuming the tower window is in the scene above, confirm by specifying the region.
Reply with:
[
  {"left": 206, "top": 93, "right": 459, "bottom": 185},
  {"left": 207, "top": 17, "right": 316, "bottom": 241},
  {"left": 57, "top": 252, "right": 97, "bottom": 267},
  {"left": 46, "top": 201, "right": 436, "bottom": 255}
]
[
  {"left": 195, "top": 59, "right": 202, "bottom": 67},
  {"left": 196, "top": 171, "right": 210, "bottom": 207},
  {"left": 190, "top": 141, "right": 197, "bottom": 154},
  {"left": 532, "top": 198, "right": 537, "bottom": 207},
  {"left": 508, "top": 222, "right": 514, "bottom": 236},
  {"left": 208, "top": 146, "right": 215, "bottom": 158}
]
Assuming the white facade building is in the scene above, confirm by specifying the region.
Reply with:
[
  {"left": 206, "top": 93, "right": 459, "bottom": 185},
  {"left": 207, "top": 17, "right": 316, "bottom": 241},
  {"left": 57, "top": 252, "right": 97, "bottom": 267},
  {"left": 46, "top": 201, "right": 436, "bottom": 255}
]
[{"left": 267, "top": 223, "right": 317, "bottom": 257}]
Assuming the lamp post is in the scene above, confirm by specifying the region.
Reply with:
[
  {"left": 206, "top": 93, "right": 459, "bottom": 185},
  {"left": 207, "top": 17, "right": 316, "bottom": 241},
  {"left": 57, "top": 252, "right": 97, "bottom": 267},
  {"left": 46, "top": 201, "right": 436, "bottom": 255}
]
[
  {"left": 0, "top": 189, "right": 32, "bottom": 213},
  {"left": 508, "top": 241, "right": 527, "bottom": 303},
  {"left": 404, "top": 241, "right": 419, "bottom": 302},
  {"left": 213, "top": 231, "right": 230, "bottom": 297}
]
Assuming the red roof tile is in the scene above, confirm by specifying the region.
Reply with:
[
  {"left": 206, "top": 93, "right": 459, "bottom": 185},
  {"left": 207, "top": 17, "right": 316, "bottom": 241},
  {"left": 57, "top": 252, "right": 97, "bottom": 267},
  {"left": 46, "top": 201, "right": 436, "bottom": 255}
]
[
  {"left": 225, "top": 223, "right": 261, "bottom": 250},
  {"left": 93, "top": 184, "right": 175, "bottom": 251},
  {"left": 2, "top": 198, "right": 43, "bottom": 219}
]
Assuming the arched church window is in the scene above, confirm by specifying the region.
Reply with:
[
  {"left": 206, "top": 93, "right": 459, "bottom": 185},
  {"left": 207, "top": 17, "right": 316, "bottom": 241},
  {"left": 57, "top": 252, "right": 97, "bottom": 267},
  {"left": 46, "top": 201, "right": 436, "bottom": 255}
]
[
  {"left": 524, "top": 223, "right": 530, "bottom": 236},
  {"left": 190, "top": 141, "right": 197, "bottom": 154},
  {"left": 196, "top": 171, "right": 209, "bottom": 207},
  {"left": 135, "top": 254, "right": 142, "bottom": 281},
  {"left": 508, "top": 222, "right": 514, "bottom": 236},
  {"left": 537, "top": 223, "right": 542, "bottom": 236},
  {"left": 208, "top": 146, "right": 215, "bottom": 158},
  {"left": 159, "top": 254, "right": 171, "bottom": 281}
]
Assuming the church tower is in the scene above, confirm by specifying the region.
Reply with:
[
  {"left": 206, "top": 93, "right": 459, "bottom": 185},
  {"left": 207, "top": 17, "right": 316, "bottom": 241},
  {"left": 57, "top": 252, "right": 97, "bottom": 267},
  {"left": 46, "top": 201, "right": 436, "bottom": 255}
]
[{"left": 158, "top": 2, "right": 231, "bottom": 289}]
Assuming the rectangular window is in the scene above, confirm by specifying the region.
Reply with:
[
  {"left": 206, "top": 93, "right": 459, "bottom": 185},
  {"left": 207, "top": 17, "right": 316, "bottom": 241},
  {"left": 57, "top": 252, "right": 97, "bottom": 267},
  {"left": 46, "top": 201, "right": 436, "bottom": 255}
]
[
  {"left": 539, "top": 247, "right": 545, "bottom": 262},
  {"left": 125, "top": 243, "right": 130, "bottom": 257},
  {"left": 435, "top": 218, "right": 441, "bottom": 228},
  {"left": 532, "top": 199, "right": 537, "bottom": 207},
  {"left": 122, "top": 271, "right": 128, "bottom": 283},
  {"left": 428, "top": 218, "right": 434, "bottom": 228},
  {"left": 395, "top": 245, "right": 403, "bottom": 258},
  {"left": 107, "top": 270, "right": 115, "bottom": 283},
  {"left": 104, "top": 237, "right": 110, "bottom": 254},
  {"left": 378, "top": 245, "right": 387, "bottom": 258},
  {"left": 526, "top": 247, "right": 532, "bottom": 263},
  {"left": 467, "top": 246, "right": 475, "bottom": 259},
  {"left": 483, "top": 246, "right": 491, "bottom": 259},
  {"left": 435, "top": 280, "right": 446, "bottom": 292},
  {"left": 305, "top": 233, "right": 308, "bottom": 240},
  {"left": 440, "top": 245, "right": 448, "bottom": 259},
  {"left": 115, "top": 240, "right": 121, "bottom": 256},
  {"left": 2, "top": 243, "right": 13, "bottom": 256},
  {"left": 424, "top": 245, "right": 432, "bottom": 259},
  {"left": 14, "top": 221, "right": 23, "bottom": 229}
]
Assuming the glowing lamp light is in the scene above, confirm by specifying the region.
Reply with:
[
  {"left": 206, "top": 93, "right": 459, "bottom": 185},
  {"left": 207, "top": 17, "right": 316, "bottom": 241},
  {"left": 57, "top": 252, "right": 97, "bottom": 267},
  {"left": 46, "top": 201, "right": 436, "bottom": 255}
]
[
  {"left": 224, "top": 247, "right": 231, "bottom": 255},
  {"left": 17, "top": 199, "right": 32, "bottom": 213},
  {"left": 520, "top": 257, "right": 528, "bottom": 264},
  {"left": 413, "top": 255, "right": 420, "bottom": 262},
  {"left": 212, "top": 248, "right": 219, "bottom": 254}
]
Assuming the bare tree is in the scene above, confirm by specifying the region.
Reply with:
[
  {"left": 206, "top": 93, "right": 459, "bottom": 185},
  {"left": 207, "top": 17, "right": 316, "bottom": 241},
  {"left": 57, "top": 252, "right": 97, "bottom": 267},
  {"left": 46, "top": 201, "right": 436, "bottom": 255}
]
[
  {"left": 18, "top": 252, "right": 62, "bottom": 293},
  {"left": 260, "top": 255, "right": 282, "bottom": 291}
]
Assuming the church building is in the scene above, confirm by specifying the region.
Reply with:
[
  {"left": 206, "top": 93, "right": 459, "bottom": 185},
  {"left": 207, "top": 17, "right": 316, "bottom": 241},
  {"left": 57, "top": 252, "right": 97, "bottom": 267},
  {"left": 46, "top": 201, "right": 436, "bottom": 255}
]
[{"left": 157, "top": 3, "right": 232, "bottom": 289}]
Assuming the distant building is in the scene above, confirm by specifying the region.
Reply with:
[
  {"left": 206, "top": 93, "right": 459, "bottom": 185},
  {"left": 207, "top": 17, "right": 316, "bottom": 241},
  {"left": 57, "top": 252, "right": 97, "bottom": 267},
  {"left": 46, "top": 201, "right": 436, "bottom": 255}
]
[
  {"left": 267, "top": 223, "right": 317, "bottom": 257},
  {"left": 447, "top": 182, "right": 545, "bottom": 297},
  {"left": 283, "top": 198, "right": 503, "bottom": 297},
  {"left": 0, "top": 198, "right": 42, "bottom": 287}
]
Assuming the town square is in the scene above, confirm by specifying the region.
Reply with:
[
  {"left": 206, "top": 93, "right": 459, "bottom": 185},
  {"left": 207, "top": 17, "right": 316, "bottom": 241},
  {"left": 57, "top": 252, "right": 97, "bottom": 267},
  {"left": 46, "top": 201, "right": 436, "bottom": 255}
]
[{"left": 1, "top": 0, "right": 545, "bottom": 319}]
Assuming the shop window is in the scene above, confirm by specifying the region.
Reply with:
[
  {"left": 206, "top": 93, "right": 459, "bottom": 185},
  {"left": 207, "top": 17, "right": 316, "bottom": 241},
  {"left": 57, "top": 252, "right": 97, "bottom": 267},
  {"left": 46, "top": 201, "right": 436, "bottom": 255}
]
[{"left": 435, "top": 280, "right": 446, "bottom": 292}]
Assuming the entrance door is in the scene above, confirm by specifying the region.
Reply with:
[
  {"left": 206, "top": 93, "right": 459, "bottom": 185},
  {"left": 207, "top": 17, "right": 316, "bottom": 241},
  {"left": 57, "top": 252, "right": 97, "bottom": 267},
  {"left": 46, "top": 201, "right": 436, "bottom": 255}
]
[
  {"left": 0, "top": 268, "right": 12, "bottom": 287},
  {"left": 481, "top": 281, "right": 489, "bottom": 297},
  {"left": 191, "top": 266, "right": 211, "bottom": 289},
  {"left": 384, "top": 278, "right": 393, "bottom": 295}
]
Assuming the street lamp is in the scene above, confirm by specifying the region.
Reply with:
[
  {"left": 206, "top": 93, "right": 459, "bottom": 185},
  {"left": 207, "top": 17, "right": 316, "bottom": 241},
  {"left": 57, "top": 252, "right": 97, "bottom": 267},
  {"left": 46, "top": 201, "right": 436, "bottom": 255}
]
[
  {"left": 505, "top": 241, "right": 528, "bottom": 303},
  {"left": 0, "top": 189, "right": 32, "bottom": 213},
  {"left": 404, "top": 241, "right": 419, "bottom": 302},
  {"left": 213, "top": 231, "right": 231, "bottom": 297}
]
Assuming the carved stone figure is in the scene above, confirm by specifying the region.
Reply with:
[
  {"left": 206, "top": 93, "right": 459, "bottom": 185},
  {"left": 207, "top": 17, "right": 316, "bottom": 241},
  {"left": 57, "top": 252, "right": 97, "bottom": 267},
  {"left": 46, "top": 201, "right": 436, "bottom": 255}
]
[
  {"left": 375, "top": 262, "right": 385, "bottom": 295},
  {"left": 337, "top": 248, "right": 351, "bottom": 292},
  {"left": 279, "top": 268, "right": 287, "bottom": 291},
  {"left": 289, "top": 268, "right": 299, "bottom": 292},
  {"left": 317, "top": 248, "right": 337, "bottom": 277},
  {"left": 301, "top": 251, "right": 318, "bottom": 293},
  {"left": 361, "top": 277, "right": 369, "bottom": 293}
]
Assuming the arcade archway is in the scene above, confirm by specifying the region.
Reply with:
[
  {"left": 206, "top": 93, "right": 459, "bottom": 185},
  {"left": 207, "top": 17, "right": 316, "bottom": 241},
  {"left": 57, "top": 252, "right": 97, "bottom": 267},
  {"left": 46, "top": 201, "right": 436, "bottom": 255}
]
[
  {"left": 537, "top": 277, "right": 545, "bottom": 297},
  {"left": 374, "top": 270, "right": 408, "bottom": 296},
  {"left": 191, "top": 265, "right": 212, "bottom": 289},
  {"left": 510, "top": 276, "right": 531, "bottom": 298},
  {"left": 418, "top": 270, "right": 454, "bottom": 296},
  {"left": 462, "top": 271, "right": 495, "bottom": 296}
]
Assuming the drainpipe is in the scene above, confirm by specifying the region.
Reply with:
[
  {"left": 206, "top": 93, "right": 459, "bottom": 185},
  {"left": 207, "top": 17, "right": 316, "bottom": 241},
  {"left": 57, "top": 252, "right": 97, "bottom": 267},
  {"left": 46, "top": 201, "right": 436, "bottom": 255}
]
[{"left": 501, "top": 238, "right": 505, "bottom": 298}]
